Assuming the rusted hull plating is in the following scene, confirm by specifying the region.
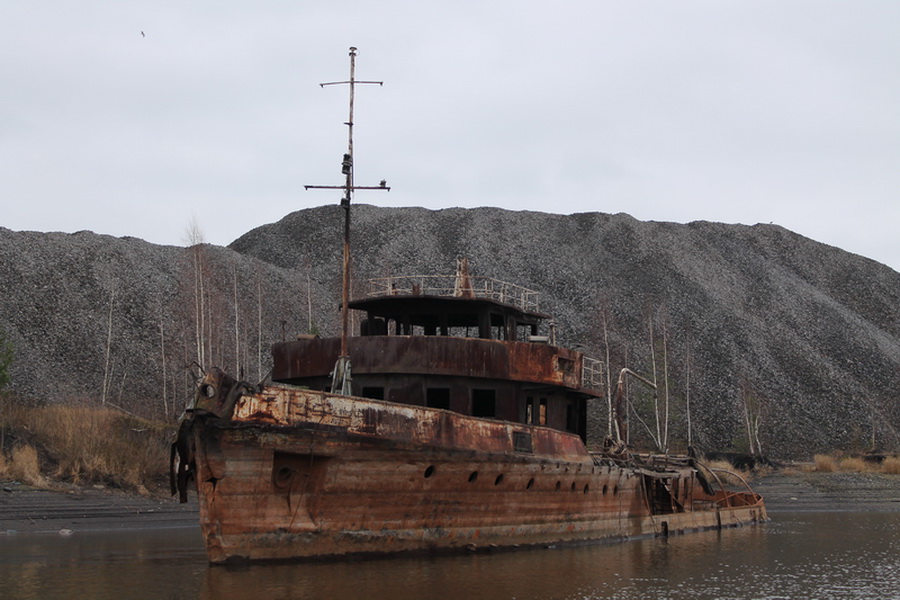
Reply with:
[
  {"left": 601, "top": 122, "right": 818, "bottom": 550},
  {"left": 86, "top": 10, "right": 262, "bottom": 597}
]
[{"left": 178, "top": 376, "right": 766, "bottom": 563}]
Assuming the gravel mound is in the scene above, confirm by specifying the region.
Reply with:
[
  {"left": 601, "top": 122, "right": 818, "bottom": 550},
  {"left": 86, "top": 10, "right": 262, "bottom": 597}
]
[{"left": 2, "top": 205, "right": 899, "bottom": 458}]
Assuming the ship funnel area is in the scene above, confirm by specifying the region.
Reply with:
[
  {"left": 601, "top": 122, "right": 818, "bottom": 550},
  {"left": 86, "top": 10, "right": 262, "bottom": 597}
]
[{"left": 453, "top": 257, "right": 476, "bottom": 298}]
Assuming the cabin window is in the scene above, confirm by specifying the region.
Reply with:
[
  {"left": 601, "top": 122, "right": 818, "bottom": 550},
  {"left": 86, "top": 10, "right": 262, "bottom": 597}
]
[
  {"left": 489, "top": 313, "right": 506, "bottom": 340},
  {"left": 472, "top": 389, "right": 496, "bottom": 418},
  {"left": 513, "top": 431, "right": 533, "bottom": 453},
  {"left": 557, "top": 356, "right": 575, "bottom": 374},
  {"left": 362, "top": 387, "right": 384, "bottom": 400},
  {"left": 539, "top": 398, "right": 547, "bottom": 425},
  {"left": 525, "top": 397, "right": 534, "bottom": 424},
  {"left": 447, "top": 326, "right": 474, "bottom": 338},
  {"left": 426, "top": 388, "right": 451, "bottom": 410}
]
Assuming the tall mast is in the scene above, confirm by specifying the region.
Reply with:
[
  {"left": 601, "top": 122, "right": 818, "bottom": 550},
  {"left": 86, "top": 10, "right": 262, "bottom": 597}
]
[{"left": 305, "top": 46, "right": 389, "bottom": 395}]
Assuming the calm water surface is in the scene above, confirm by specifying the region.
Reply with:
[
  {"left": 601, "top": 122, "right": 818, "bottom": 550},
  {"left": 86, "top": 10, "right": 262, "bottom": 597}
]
[{"left": 1, "top": 512, "right": 898, "bottom": 600}]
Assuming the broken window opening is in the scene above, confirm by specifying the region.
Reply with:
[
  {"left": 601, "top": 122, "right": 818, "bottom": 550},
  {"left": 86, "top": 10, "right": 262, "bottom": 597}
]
[{"left": 472, "top": 389, "right": 496, "bottom": 418}]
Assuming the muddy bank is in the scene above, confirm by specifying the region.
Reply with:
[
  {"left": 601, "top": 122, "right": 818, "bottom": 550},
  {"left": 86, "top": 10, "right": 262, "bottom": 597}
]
[
  {"left": 0, "top": 482, "right": 198, "bottom": 535},
  {"left": 751, "top": 470, "right": 900, "bottom": 512},
  {"left": 1, "top": 470, "right": 897, "bottom": 536}
]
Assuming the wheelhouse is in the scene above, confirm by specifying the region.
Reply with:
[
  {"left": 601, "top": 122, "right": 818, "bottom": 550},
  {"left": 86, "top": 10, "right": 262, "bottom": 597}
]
[{"left": 271, "top": 268, "right": 602, "bottom": 441}]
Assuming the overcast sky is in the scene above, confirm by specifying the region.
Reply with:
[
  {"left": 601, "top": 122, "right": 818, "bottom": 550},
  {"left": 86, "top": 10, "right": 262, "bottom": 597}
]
[{"left": 2, "top": 2, "right": 898, "bottom": 271}]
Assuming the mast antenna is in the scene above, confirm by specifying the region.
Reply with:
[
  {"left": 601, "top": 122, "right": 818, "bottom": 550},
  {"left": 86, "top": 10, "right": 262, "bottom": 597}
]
[{"left": 305, "top": 46, "right": 390, "bottom": 395}]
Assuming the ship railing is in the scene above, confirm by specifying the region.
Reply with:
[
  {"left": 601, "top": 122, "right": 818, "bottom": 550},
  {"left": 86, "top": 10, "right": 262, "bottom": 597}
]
[
  {"left": 366, "top": 275, "right": 540, "bottom": 312},
  {"left": 582, "top": 356, "right": 604, "bottom": 390}
]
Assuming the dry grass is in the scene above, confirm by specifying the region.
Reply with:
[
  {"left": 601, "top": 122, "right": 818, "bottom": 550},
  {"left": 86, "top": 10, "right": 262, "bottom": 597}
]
[
  {"left": 837, "top": 457, "right": 870, "bottom": 472},
  {"left": 0, "top": 400, "right": 174, "bottom": 494},
  {"left": 8, "top": 444, "right": 46, "bottom": 486},
  {"left": 703, "top": 459, "right": 751, "bottom": 485},
  {"left": 809, "top": 453, "right": 900, "bottom": 475},
  {"left": 882, "top": 457, "right": 900, "bottom": 475},
  {"left": 813, "top": 454, "right": 837, "bottom": 472}
]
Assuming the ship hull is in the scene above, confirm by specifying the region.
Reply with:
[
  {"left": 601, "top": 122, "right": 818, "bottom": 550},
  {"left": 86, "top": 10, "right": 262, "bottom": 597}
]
[{"left": 179, "top": 377, "right": 767, "bottom": 563}]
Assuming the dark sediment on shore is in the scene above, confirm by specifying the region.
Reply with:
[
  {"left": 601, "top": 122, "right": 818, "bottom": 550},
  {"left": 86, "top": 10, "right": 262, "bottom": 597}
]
[
  {"left": 0, "top": 482, "right": 198, "bottom": 535},
  {"left": 750, "top": 470, "right": 900, "bottom": 512},
  {"left": 1, "top": 470, "right": 898, "bottom": 537}
]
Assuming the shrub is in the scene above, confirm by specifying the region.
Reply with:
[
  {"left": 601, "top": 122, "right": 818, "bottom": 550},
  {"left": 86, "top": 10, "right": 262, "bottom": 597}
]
[{"left": 813, "top": 454, "right": 836, "bottom": 472}]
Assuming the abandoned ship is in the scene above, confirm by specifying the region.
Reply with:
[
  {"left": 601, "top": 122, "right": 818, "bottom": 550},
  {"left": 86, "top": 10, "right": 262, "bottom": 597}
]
[{"left": 170, "top": 47, "right": 766, "bottom": 564}]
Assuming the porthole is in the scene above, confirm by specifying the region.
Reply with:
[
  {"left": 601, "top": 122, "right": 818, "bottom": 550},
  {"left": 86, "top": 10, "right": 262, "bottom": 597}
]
[
  {"left": 199, "top": 384, "right": 216, "bottom": 398},
  {"left": 613, "top": 485, "right": 619, "bottom": 496},
  {"left": 602, "top": 484, "right": 608, "bottom": 495},
  {"left": 570, "top": 482, "right": 576, "bottom": 492},
  {"left": 526, "top": 478, "right": 535, "bottom": 490},
  {"left": 468, "top": 471, "right": 479, "bottom": 483},
  {"left": 273, "top": 466, "right": 293, "bottom": 489},
  {"left": 583, "top": 484, "right": 590, "bottom": 494},
  {"left": 494, "top": 473, "right": 504, "bottom": 486},
  {"left": 424, "top": 465, "right": 435, "bottom": 479},
  {"left": 555, "top": 481, "right": 562, "bottom": 491}
]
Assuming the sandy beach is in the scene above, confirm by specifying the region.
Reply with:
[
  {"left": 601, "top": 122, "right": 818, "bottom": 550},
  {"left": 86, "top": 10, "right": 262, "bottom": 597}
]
[{"left": 1, "top": 470, "right": 898, "bottom": 536}]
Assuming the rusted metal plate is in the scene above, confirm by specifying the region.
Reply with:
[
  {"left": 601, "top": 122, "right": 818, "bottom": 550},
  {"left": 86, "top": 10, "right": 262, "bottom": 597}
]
[
  {"left": 180, "top": 377, "right": 766, "bottom": 563},
  {"left": 232, "top": 385, "right": 589, "bottom": 458},
  {"left": 273, "top": 336, "right": 588, "bottom": 391},
  {"left": 189, "top": 418, "right": 765, "bottom": 562}
]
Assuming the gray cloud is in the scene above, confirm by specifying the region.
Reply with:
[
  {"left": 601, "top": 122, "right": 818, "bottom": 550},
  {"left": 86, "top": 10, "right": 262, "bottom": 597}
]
[{"left": 2, "top": 1, "right": 898, "bottom": 270}]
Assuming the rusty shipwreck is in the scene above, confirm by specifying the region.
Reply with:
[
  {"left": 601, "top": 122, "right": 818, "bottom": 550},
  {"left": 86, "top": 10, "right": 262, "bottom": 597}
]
[
  {"left": 172, "top": 259, "right": 766, "bottom": 563},
  {"left": 170, "top": 47, "right": 766, "bottom": 564}
]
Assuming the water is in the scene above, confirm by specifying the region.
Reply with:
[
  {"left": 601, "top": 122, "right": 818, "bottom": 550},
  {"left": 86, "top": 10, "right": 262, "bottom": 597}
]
[{"left": 1, "top": 513, "right": 898, "bottom": 600}]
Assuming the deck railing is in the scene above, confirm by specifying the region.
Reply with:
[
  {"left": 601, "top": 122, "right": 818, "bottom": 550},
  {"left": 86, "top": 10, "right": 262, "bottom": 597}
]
[
  {"left": 582, "top": 356, "right": 604, "bottom": 391},
  {"left": 366, "top": 275, "right": 540, "bottom": 312}
]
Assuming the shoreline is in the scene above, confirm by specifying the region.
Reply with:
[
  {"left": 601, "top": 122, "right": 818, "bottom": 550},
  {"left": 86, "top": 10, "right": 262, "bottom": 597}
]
[
  {"left": 1, "top": 470, "right": 898, "bottom": 537},
  {"left": 0, "top": 482, "right": 199, "bottom": 535},
  {"left": 751, "top": 469, "right": 900, "bottom": 512}
]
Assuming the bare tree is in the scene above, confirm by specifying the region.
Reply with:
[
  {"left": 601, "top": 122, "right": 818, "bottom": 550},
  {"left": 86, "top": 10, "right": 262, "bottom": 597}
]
[
  {"left": 232, "top": 260, "right": 240, "bottom": 377},
  {"left": 184, "top": 217, "right": 207, "bottom": 369},
  {"left": 614, "top": 303, "right": 678, "bottom": 454},
  {"left": 257, "top": 275, "right": 263, "bottom": 380},
  {"left": 100, "top": 282, "right": 118, "bottom": 405},
  {"left": 601, "top": 307, "right": 614, "bottom": 439},
  {"left": 684, "top": 330, "right": 694, "bottom": 448},
  {"left": 740, "top": 377, "right": 764, "bottom": 455},
  {"left": 659, "top": 307, "right": 671, "bottom": 452},
  {"left": 645, "top": 306, "right": 661, "bottom": 448}
]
